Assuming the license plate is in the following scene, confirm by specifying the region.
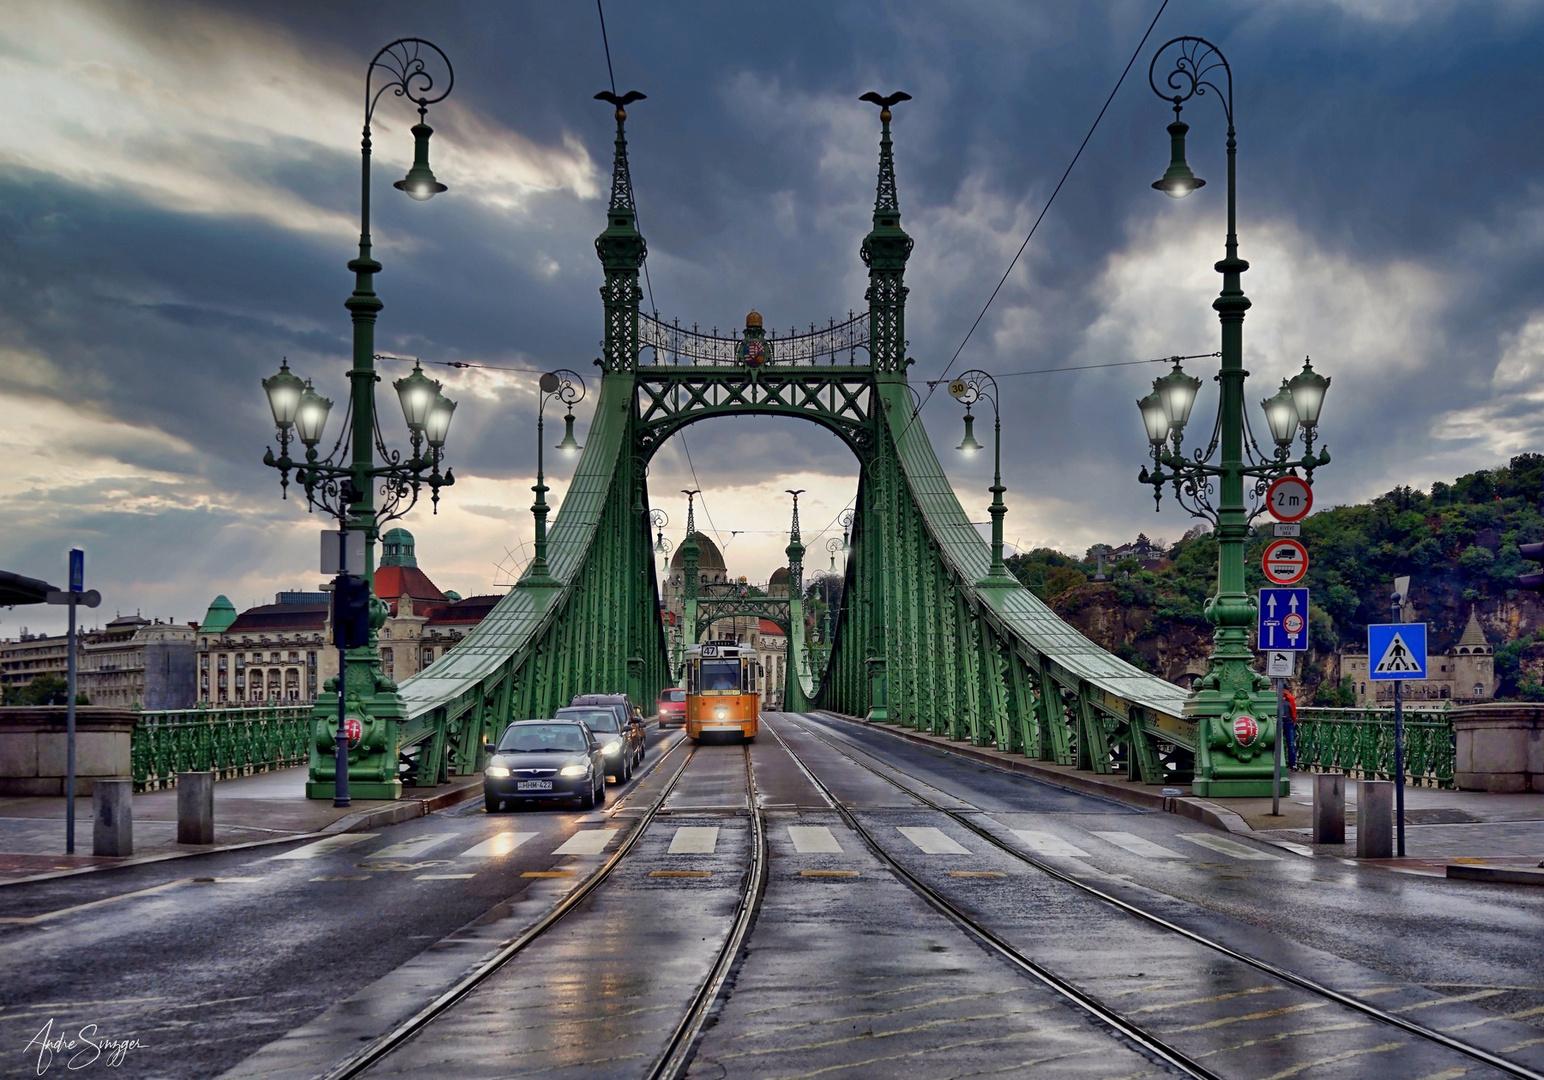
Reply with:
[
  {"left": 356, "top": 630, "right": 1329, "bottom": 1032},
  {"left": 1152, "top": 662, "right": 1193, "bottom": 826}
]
[{"left": 516, "top": 780, "right": 553, "bottom": 792}]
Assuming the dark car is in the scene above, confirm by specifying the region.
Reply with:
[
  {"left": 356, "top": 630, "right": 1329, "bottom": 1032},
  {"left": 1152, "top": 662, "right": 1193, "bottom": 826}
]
[
  {"left": 557, "top": 699, "right": 644, "bottom": 780},
  {"left": 484, "top": 720, "right": 606, "bottom": 812},
  {"left": 657, "top": 687, "right": 686, "bottom": 728}
]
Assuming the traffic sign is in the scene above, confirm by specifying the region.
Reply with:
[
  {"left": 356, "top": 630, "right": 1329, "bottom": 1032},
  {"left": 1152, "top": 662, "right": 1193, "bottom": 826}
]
[
  {"left": 1265, "top": 651, "right": 1297, "bottom": 677},
  {"left": 1258, "top": 587, "right": 1310, "bottom": 650},
  {"left": 1262, "top": 539, "right": 1308, "bottom": 585},
  {"left": 1368, "top": 623, "right": 1427, "bottom": 681},
  {"left": 1267, "top": 476, "right": 1313, "bottom": 522}
]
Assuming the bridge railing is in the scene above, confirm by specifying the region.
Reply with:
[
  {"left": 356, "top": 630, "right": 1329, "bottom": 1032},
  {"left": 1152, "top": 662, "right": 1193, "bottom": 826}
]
[
  {"left": 131, "top": 704, "right": 313, "bottom": 791},
  {"left": 1293, "top": 706, "right": 1456, "bottom": 789},
  {"left": 638, "top": 311, "right": 870, "bottom": 367}
]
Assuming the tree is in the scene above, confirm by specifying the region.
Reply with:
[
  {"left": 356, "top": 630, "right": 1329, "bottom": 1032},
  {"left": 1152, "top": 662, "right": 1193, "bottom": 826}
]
[{"left": 6, "top": 675, "right": 89, "bottom": 706}]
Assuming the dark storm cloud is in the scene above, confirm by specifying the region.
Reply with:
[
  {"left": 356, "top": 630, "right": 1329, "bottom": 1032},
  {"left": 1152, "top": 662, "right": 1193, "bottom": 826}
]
[{"left": 5, "top": 0, "right": 1544, "bottom": 632}]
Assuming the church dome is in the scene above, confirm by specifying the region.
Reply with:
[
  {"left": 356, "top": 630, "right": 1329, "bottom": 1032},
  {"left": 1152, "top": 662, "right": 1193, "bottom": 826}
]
[{"left": 670, "top": 532, "right": 726, "bottom": 571}]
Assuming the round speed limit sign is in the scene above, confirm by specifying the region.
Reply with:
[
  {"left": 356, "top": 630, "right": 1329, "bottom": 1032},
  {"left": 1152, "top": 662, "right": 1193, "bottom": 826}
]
[{"left": 1267, "top": 476, "right": 1312, "bottom": 522}]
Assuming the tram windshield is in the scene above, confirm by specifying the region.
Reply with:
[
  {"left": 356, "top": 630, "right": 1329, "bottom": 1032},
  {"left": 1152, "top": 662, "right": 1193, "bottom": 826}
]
[{"left": 699, "top": 660, "right": 741, "bottom": 692}]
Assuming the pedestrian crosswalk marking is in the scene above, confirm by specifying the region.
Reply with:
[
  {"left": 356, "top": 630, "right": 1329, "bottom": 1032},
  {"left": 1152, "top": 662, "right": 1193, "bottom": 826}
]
[
  {"left": 898, "top": 826, "right": 971, "bottom": 855},
  {"left": 415, "top": 873, "right": 475, "bottom": 881},
  {"left": 787, "top": 825, "right": 843, "bottom": 853},
  {"left": 669, "top": 826, "right": 719, "bottom": 854},
  {"left": 270, "top": 834, "right": 375, "bottom": 860},
  {"left": 1012, "top": 830, "right": 1091, "bottom": 858},
  {"left": 1178, "top": 834, "right": 1281, "bottom": 861},
  {"left": 460, "top": 832, "right": 536, "bottom": 858},
  {"left": 1092, "top": 831, "right": 1187, "bottom": 859},
  {"left": 553, "top": 829, "right": 619, "bottom": 855},
  {"left": 368, "top": 835, "right": 458, "bottom": 861}
]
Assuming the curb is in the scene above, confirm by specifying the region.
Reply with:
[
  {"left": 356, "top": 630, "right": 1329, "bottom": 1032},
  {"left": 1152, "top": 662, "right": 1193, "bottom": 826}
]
[
  {"left": 0, "top": 777, "right": 485, "bottom": 888},
  {"left": 1445, "top": 863, "right": 1544, "bottom": 886},
  {"left": 816, "top": 711, "right": 1256, "bottom": 835}
]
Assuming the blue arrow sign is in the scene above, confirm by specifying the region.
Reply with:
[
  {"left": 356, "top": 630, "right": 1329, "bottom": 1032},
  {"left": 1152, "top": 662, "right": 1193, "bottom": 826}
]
[
  {"left": 1368, "top": 623, "right": 1427, "bottom": 681},
  {"left": 1258, "top": 588, "right": 1310, "bottom": 652}
]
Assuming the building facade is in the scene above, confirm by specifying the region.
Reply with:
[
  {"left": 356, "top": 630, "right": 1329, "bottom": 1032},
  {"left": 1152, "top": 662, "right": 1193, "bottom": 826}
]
[
  {"left": 197, "top": 594, "right": 334, "bottom": 706},
  {"left": 79, "top": 615, "right": 197, "bottom": 710},
  {"left": 0, "top": 631, "right": 73, "bottom": 695}
]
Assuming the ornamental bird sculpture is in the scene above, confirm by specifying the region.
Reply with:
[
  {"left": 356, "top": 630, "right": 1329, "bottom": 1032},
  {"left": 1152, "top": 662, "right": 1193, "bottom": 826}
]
[
  {"left": 859, "top": 90, "right": 912, "bottom": 117},
  {"left": 595, "top": 90, "right": 646, "bottom": 119}
]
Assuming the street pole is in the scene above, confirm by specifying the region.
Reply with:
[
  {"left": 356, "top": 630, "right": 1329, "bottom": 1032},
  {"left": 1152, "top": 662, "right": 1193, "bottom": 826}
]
[
  {"left": 334, "top": 533, "right": 351, "bottom": 808},
  {"left": 1272, "top": 676, "right": 1285, "bottom": 816},
  {"left": 1391, "top": 590, "right": 1406, "bottom": 858},
  {"left": 65, "top": 593, "right": 77, "bottom": 854}
]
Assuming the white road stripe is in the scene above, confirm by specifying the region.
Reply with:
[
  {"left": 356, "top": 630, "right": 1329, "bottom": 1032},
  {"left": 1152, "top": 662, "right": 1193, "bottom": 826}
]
[
  {"left": 898, "top": 826, "right": 971, "bottom": 855},
  {"left": 787, "top": 825, "right": 844, "bottom": 854},
  {"left": 459, "top": 832, "right": 537, "bottom": 858},
  {"left": 1012, "top": 830, "right": 1091, "bottom": 858},
  {"left": 553, "top": 829, "right": 619, "bottom": 855},
  {"left": 269, "top": 834, "right": 375, "bottom": 860},
  {"left": 1092, "top": 831, "right": 1188, "bottom": 859},
  {"left": 415, "top": 873, "right": 475, "bottom": 881},
  {"left": 669, "top": 826, "right": 720, "bottom": 854},
  {"left": 368, "top": 835, "right": 458, "bottom": 861},
  {"left": 1179, "top": 834, "right": 1282, "bottom": 861}
]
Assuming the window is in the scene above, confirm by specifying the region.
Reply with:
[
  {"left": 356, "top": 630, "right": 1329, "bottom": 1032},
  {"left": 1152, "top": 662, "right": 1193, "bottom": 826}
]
[
  {"left": 306, "top": 652, "right": 317, "bottom": 667},
  {"left": 381, "top": 648, "right": 394, "bottom": 678},
  {"left": 270, "top": 652, "right": 280, "bottom": 663},
  {"left": 422, "top": 648, "right": 434, "bottom": 665},
  {"left": 289, "top": 651, "right": 299, "bottom": 663},
  {"left": 218, "top": 655, "right": 228, "bottom": 671}
]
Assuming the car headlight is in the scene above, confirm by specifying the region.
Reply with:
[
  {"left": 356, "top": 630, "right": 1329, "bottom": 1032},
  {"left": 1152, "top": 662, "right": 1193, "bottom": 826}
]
[
  {"left": 559, "top": 764, "right": 588, "bottom": 777},
  {"left": 486, "top": 766, "right": 511, "bottom": 778},
  {"left": 601, "top": 740, "right": 622, "bottom": 755}
]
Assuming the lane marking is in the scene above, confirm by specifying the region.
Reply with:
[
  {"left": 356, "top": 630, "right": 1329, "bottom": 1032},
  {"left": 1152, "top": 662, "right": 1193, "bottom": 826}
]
[
  {"left": 309, "top": 875, "right": 371, "bottom": 882},
  {"left": 459, "top": 832, "right": 536, "bottom": 858},
  {"left": 522, "top": 871, "right": 576, "bottom": 878},
  {"left": 1166, "top": 1002, "right": 1327, "bottom": 1033},
  {"left": 948, "top": 871, "right": 1004, "bottom": 879},
  {"left": 1128, "top": 986, "right": 1280, "bottom": 1014},
  {"left": 898, "top": 826, "right": 971, "bottom": 855},
  {"left": 553, "top": 828, "right": 618, "bottom": 856},
  {"left": 787, "top": 825, "right": 844, "bottom": 854},
  {"left": 0, "top": 879, "right": 188, "bottom": 924},
  {"left": 1011, "top": 829, "right": 1090, "bottom": 858},
  {"left": 1092, "top": 831, "right": 1187, "bottom": 859},
  {"left": 800, "top": 870, "right": 859, "bottom": 877},
  {"left": 269, "top": 834, "right": 375, "bottom": 860},
  {"left": 650, "top": 870, "right": 711, "bottom": 878},
  {"left": 1178, "top": 833, "right": 1282, "bottom": 861},
  {"left": 1394, "top": 988, "right": 1507, "bottom": 1014},
  {"left": 367, "top": 834, "right": 460, "bottom": 861},
  {"left": 669, "top": 826, "right": 720, "bottom": 854},
  {"left": 1255, "top": 1042, "right": 1403, "bottom": 1080},
  {"left": 414, "top": 873, "right": 475, "bottom": 881}
]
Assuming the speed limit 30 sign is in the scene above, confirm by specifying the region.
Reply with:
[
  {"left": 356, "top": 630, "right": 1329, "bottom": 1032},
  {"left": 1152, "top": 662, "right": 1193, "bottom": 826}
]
[{"left": 1262, "top": 538, "right": 1308, "bottom": 585}]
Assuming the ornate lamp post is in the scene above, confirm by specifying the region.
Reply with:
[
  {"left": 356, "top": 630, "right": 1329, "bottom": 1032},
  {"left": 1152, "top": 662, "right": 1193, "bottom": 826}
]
[
  {"left": 261, "top": 39, "right": 457, "bottom": 803},
  {"left": 521, "top": 369, "right": 585, "bottom": 589},
  {"left": 943, "top": 369, "right": 1012, "bottom": 587},
  {"left": 1137, "top": 37, "right": 1331, "bottom": 797},
  {"left": 839, "top": 509, "right": 855, "bottom": 554}
]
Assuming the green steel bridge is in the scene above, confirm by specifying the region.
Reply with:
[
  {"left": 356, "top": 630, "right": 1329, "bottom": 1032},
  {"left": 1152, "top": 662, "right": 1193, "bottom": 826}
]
[{"left": 381, "top": 94, "right": 1195, "bottom": 790}]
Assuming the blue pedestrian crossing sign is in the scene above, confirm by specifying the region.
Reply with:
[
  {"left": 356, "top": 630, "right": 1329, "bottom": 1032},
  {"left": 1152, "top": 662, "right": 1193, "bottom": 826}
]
[
  {"left": 1368, "top": 623, "right": 1427, "bottom": 681},
  {"left": 1258, "top": 588, "right": 1310, "bottom": 651}
]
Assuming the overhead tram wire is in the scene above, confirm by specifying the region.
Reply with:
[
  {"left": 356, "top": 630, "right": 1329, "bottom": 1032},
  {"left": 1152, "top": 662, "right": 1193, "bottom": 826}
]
[{"left": 896, "top": 0, "right": 1171, "bottom": 446}]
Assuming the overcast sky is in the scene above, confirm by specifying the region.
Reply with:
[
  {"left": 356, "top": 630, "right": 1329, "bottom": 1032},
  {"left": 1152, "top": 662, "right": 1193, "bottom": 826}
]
[{"left": 4, "top": 0, "right": 1544, "bottom": 637}]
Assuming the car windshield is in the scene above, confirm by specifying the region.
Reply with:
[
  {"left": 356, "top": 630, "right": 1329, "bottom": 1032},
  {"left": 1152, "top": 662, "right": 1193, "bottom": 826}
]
[
  {"left": 498, "top": 724, "right": 588, "bottom": 753},
  {"left": 661, "top": 689, "right": 686, "bottom": 702},
  {"left": 557, "top": 707, "right": 620, "bottom": 733},
  {"left": 700, "top": 660, "right": 740, "bottom": 692}
]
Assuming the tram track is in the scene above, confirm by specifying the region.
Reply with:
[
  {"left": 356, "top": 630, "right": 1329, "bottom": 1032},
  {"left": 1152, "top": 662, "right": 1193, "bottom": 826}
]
[
  {"left": 776, "top": 710, "right": 1544, "bottom": 1080},
  {"left": 318, "top": 735, "right": 768, "bottom": 1080}
]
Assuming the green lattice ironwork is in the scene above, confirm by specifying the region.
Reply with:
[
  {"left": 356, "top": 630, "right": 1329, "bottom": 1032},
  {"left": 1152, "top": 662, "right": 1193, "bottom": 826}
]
[
  {"left": 389, "top": 90, "right": 1195, "bottom": 786},
  {"left": 1294, "top": 707, "right": 1456, "bottom": 789},
  {"left": 132, "top": 705, "right": 312, "bottom": 792}
]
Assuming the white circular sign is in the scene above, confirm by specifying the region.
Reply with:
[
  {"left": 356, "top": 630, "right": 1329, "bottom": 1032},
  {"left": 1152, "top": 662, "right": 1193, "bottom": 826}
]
[
  {"left": 1267, "top": 476, "right": 1313, "bottom": 522},
  {"left": 1262, "top": 538, "right": 1309, "bottom": 585}
]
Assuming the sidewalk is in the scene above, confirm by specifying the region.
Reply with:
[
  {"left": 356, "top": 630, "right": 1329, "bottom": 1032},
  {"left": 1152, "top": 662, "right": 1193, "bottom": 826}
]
[
  {"left": 0, "top": 767, "right": 483, "bottom": 885},
  {"left": 828, "top": 714, "right": 1544, "bottom": 880}
]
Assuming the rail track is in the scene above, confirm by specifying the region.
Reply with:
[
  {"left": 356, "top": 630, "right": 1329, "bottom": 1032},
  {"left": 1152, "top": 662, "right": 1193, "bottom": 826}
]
[
  {"left": 319, "top": 738, "right": 768, "bottom": 1080},
  {"left": 773, "top": 711, "right": 1544, "bottom": 1080}
]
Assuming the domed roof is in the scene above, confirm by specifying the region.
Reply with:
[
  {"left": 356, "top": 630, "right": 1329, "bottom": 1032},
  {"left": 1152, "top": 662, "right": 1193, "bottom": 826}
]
[
  {"left": 670, "top": 532, "right": 725, "bottom": 571},
  {"left": 381, "top": 528, "right": 417, "bottom": 568},
  {"left": 199, "top": 595, "right": 237, "bottom": 634},
  {"left": 769, "top": 567, "right": 790, "bottom": 583}
]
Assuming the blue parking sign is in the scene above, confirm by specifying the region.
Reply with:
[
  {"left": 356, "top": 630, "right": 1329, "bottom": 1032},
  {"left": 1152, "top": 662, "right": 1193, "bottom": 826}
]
[
  {"left": 1367, "top": 623, "right": 1427, "bottom": 681},
  {"left": 1258, "top": 588, "right": 1310, "bottom": 651}
]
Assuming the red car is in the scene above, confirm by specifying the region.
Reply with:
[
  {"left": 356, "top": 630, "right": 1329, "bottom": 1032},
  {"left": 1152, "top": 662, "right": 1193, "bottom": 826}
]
[{"left": 656, "top": 687, "right": 686, "bottom": 728}]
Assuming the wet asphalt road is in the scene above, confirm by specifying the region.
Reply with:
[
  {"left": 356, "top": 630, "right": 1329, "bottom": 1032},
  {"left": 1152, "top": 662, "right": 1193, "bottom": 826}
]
[{"left": 2, "top": 714, "right": 1542, "bottom": 1079}]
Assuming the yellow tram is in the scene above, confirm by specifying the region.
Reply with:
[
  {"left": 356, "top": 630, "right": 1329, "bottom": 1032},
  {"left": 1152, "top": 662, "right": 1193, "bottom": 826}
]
[{"left": 683, "top": 642, "right": 760, "bottom": 741}]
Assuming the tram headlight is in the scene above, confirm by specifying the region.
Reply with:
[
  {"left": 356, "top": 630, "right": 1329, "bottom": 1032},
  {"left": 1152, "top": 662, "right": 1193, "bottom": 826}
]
[
  {"left": 559, "top": 764, "right": 588, "bottom": 777},
  {"left": 714, "top": 707, "right": 728, "bottom": 720},
  {"left": 601, "top": 740, "right": 622, "bottom": 755}
]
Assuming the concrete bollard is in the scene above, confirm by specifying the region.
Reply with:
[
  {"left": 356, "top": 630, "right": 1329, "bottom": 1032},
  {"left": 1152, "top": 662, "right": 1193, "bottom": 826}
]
[
  {"left": 1356, "top": 779, "right": 1394, "bottom": 859},
  {"left": 1312, "top": 773, "right": 1346, "bottom": 845},
  {"left": 92, "top": 778, "right": 133, "bottom": 857},
  {"left": 177, "top": 771, "right": 215, "bottom": 845}
]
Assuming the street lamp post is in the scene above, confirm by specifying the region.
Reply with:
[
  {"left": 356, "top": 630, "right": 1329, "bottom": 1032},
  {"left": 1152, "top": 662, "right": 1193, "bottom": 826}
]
[
  {"left": 261, "top": 39, "right": 458, "bottom": 803},
  {"left": 942, "top": 369, "right": 1013, "bottom": 587},
  {"left": 521, "top": 370, "right": 585, "bottom": 589},
  {"left": 1137, "top": 37, "right": 1332, "bottom": 797}
]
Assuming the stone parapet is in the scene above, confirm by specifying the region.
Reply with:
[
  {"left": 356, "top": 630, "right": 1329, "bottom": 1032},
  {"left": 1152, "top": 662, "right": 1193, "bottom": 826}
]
[
  {"left": 0, "top": 706, "right": 137, "bottom": 795},
  {"left": 1451, "top": 703, "right": 1543, "bottom": 793}
]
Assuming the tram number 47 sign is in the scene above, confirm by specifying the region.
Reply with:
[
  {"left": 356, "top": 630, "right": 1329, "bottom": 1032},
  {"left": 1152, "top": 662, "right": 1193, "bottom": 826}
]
[{"left": 1262, "top": 538, "right": 1308, "bottom": 585}]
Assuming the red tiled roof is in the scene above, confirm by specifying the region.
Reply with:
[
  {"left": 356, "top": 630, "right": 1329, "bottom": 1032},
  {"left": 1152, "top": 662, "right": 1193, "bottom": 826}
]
[
  {"left": 758, "top": 618, "right": 784, "bottom": 636},
  {"left": 226, "top": 604, "right": 328, "bottom": 632},
  {"left": 373, "top": 565, "right": 445, "bottom": 604},
  {"left": 425, "top": 594, "right": 501, "bottom": 626}
]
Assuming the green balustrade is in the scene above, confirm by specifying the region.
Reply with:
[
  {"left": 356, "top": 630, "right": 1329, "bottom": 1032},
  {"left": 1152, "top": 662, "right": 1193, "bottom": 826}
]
[
  {"left": 1293, "top": 707, "right": 1455, "bottom": 789},
  {"left": 132, "top": 705, "right": 313, "bottom": 791}
]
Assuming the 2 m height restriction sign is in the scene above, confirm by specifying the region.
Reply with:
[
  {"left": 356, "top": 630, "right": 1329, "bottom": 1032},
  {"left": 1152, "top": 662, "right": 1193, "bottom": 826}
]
[
  {"left": 1259, "top": 588, "right": 1310, "bottom": 651},
  {"left": 1368, "top": 623, "right": 1428, "bottom": 681}
]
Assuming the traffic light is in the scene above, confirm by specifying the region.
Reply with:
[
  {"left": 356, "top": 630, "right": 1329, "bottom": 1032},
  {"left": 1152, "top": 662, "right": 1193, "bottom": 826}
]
[
  {"left": 333, "top": 574, "right": 372, "bottom": 648},
  {"left": 1520, "top": 543, "right": 1544, "bottom": 591}
]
